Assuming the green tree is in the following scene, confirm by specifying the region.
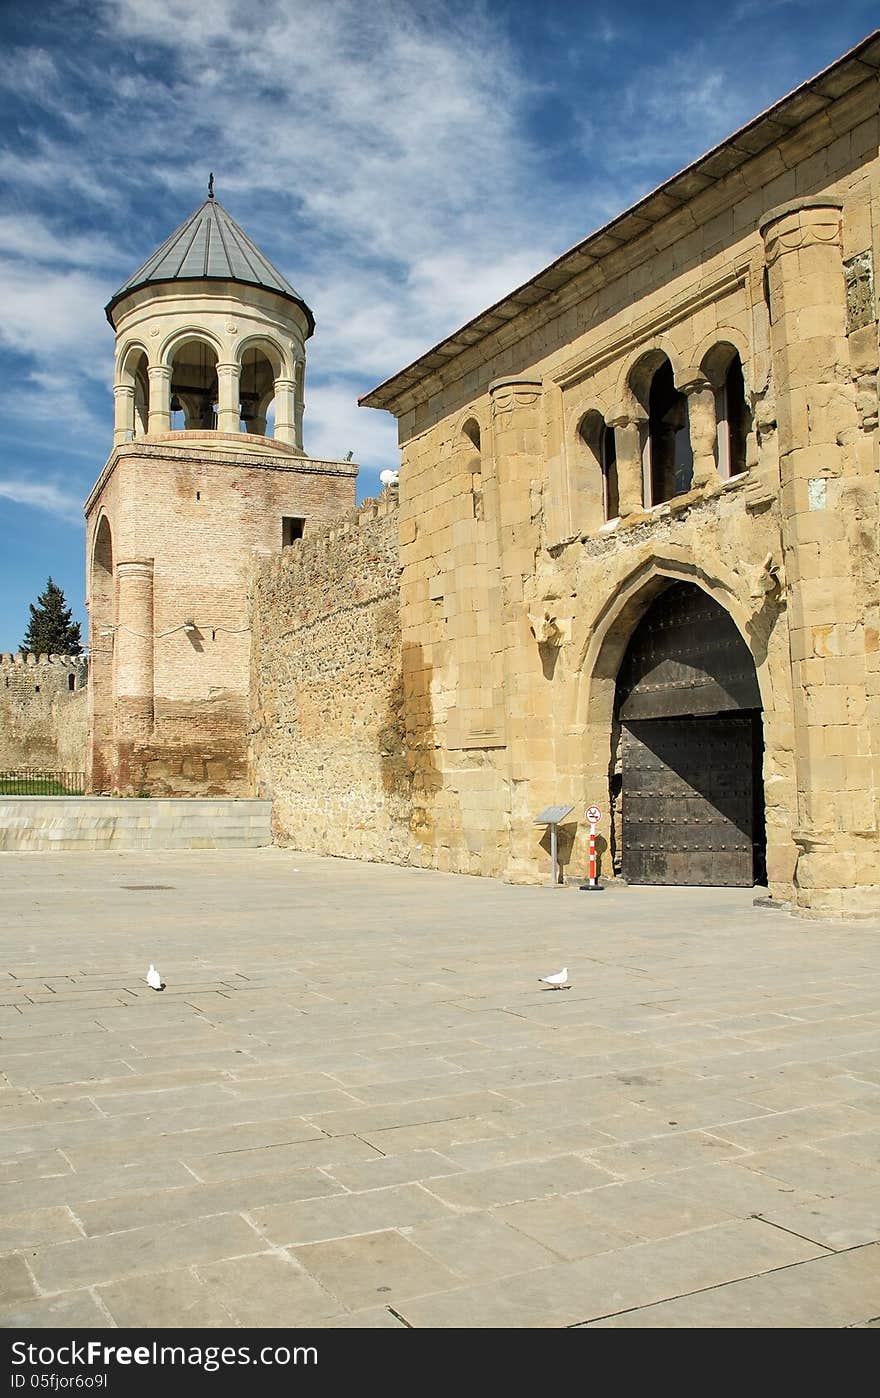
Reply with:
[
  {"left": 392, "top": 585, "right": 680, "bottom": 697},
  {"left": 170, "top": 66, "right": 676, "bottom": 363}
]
[{"left": 20, "top": 578, "right": 82, "bottom": 655}]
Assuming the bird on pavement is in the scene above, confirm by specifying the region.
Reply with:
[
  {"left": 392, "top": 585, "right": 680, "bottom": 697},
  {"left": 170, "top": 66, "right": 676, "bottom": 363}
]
[
  {"left": 146, "top": 964, "right": 164, "bottom": 991},
  {"left": 539, "top": 967, "right": 570, "bottom": 990}
]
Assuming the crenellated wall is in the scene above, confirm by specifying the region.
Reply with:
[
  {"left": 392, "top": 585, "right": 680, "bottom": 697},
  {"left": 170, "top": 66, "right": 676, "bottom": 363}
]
[
  {"left": 0, "top": 654, "right": 89, "bottom": 774},
  {"left": 249, "top": 491, "right": 411, "bottom": 863}
]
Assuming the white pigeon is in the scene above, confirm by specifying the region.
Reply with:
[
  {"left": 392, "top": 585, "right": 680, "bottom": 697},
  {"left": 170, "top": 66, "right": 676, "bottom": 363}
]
[
  {"left": 146, "top": 964, "right": 163, "bottom": 991},
  {"left": 539, "top": 966, "right": 570, "bottom": 990}
]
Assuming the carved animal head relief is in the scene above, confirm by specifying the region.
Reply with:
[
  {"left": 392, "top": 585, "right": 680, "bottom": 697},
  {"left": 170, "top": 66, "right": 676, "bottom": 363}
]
[{"left": 528, "top": 609, "right": 564, "bottom": 648}]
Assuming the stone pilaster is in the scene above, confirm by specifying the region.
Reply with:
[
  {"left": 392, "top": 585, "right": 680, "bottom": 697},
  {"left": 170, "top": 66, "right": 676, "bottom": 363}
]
[
  {"left": 489, "top": 377, "right": 552, "bottom": 880},
  {"left": 147, "top": 366, "right": 171, "bottom": 435},
  {"left": 609, "top": 415, "right": 645, "bottom": 516},
  {"left": 760, "top": 196, "right": 878, "bottom": 916}
]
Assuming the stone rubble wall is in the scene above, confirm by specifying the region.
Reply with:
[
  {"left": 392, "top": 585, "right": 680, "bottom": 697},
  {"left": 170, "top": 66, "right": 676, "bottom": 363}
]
[
  {"left": 249, "top": 492, "right": 412, "bottom": 863},
  {"left": 0, "top": 654, "right": 89, "bottom": 775}
]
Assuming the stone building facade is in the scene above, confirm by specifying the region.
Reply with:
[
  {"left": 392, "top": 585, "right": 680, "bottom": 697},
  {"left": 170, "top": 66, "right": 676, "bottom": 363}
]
[
  {"left": 0, "top": 654, "right": 88, "bottom": 775},
  {"left": 359, "top": 35, "right": 880, "bottom": 917},
  {"left": 85, "top": 188, "right": 357, "bottom": 795}
]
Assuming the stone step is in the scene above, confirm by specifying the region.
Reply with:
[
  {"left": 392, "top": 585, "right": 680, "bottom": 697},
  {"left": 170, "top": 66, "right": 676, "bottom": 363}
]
[{"left": 0, "top": 798, "right": 272, "bottom": 852}]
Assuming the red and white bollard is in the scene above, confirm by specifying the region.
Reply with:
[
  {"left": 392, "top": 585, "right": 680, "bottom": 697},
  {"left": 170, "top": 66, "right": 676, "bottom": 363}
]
[{"left": 579, "top": 805, "right": 603, "bottom": 891}]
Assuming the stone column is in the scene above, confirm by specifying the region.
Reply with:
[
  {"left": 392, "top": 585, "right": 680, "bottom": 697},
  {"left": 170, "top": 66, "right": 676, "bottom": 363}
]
[
  {"left": 609, "top": 414, "right": 645, "bottom": 516},
  {"left": 115, "top": 560, "right": 155, "bottom": 731},
  {"left": 682, "top": 378, "right": 721, "bottom": 488},
  {"left": 147, "top": 366, "right": 171, "bottom": 435},
  {"left": 760, "top": 196, "right": 876, "bottom": 916},
  {"left": 294, "top": 361, "right": 305, "bottom": 448},
  {"left": 113, "top": 384, "right": 134, "bottom": 446},
  {"left": 274, "top": 376, "right": 297, "bottom": 447},
  {"left": 216, "top": 362, "right": 241, "bottom": 434}
]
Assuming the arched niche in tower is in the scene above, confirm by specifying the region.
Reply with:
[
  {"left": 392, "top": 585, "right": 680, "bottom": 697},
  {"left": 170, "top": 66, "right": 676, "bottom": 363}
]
[{"left": 169, "top": 337, "right": 220, "bottom": 431}]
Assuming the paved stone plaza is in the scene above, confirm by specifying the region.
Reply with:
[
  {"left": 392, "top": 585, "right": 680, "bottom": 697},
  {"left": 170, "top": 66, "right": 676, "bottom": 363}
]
[{"left": 1, "top": 849, "right": 879, "bottom": 1329}]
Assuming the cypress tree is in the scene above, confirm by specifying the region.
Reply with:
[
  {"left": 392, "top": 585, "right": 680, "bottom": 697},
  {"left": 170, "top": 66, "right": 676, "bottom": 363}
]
[{"left": 20, "top": 578, "right": 82, "bottom": 655}]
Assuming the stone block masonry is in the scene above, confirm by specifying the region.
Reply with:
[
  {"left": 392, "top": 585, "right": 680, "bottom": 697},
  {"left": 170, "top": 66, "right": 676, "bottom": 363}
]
[
  {"left": 250, "top": 491, "right": 412, "bottom": 863},
  {"left": 0, "top": 654, "right": 88, "bottom": 774},
  {"left": 360, "top": 35, "right": 880, "bottom": 913}
]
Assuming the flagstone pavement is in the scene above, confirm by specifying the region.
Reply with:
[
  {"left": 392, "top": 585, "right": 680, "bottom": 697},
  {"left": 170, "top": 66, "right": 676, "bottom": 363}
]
[{"left": 1, "top": 848, "right": 880, "bottom": 1329}]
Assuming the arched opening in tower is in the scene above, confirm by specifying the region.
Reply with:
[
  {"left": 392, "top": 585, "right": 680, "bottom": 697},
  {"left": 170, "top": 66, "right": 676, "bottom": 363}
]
[
  {"left": 239, "top": 347, "right": 277, "bottom": 436},
  {"left": 169, "top": 339, "right": 219, "bottom": 430}
]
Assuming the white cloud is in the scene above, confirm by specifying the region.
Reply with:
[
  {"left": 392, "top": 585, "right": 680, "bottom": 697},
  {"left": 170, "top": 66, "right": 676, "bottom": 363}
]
[
  {"left": 0, "top": 259, "right": 111, "bottom": 373},
  {"left": 0, "top": 215, "right": 125, "bottom": 269},
  {"left": 0, "top": 478, "right": 84, "bottom": 523},
  {"left": 0, "top": 0, "right": 851, "bottom": 532},
  {"left": 0, "top": 0, "right": 569, "bottom": 485},
  {"left": 302, "top": 380, "right": 398, "bottom": 471}
]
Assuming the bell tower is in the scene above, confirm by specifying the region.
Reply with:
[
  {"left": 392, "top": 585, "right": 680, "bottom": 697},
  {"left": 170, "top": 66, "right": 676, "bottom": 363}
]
[{"left": 86, "top": 181, "right": 357, "bottom": 795}]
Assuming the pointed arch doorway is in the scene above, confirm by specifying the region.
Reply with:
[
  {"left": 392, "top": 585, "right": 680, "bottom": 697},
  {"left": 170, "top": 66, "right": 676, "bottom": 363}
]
[{"left": 614, "top": 581, "right": 766, "bottom": 886}]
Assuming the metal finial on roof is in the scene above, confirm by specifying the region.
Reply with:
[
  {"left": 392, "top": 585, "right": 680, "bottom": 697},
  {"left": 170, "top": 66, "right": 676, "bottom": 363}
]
[{"left": 208, "top": 172, "right": 215, "bottom": 199}]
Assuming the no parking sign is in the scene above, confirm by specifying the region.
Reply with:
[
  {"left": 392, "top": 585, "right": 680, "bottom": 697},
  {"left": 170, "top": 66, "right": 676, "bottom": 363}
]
[{"left": 581, "top": 805, "right": 603, "bottom": 892}]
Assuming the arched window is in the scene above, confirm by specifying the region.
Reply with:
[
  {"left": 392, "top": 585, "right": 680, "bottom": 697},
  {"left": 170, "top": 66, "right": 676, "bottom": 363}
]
[
  {"left": 714, "top": 352, "right": 749, "bottom": 478},
  {"left": 646, "top": 359, "right": 693, "bottom": 505},
  {"left": 572, "top": 411, "right": 614, "bottom": 533},
  {"left": 601, "top": 423, "right": 619, "bottom": 521},
  {"left": 169, "top": 339, "right": 219, "bottom": 430},
  {"left": 461, "top": 418, "right": 482, "bottom": 520}
]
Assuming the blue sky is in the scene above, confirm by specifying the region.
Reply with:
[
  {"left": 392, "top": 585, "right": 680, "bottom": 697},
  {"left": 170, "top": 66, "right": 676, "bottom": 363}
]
[{"left": 0, "top": 0, "right": 876, "bottom": 651}]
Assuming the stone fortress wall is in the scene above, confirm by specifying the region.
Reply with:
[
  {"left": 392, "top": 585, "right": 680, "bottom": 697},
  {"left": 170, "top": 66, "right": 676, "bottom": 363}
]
[
  {"left": 249, "top": 490, "right": 411, "bottom": 862},
  {"left": 0, "top": 654, "right": 89, "bottom": 774}
]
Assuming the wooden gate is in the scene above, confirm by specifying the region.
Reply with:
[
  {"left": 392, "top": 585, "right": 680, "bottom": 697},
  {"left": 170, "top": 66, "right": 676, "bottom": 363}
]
[{"left": 615, "top": 583, "right": 764, "bottom": 887}]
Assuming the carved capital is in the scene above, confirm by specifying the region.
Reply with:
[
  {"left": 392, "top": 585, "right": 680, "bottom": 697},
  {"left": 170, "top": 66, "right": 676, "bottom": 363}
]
[
  {"left": 607, "top": 411, "right": 647, "bottom": 430},
  {"left": 679, "top": 375, "right": 712, "bottom": 397}
]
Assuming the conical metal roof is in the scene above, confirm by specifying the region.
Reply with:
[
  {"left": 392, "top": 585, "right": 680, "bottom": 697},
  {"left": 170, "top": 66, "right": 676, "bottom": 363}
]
[{"left": 106, "top": 192, "right": 314, "bottom": 334}]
